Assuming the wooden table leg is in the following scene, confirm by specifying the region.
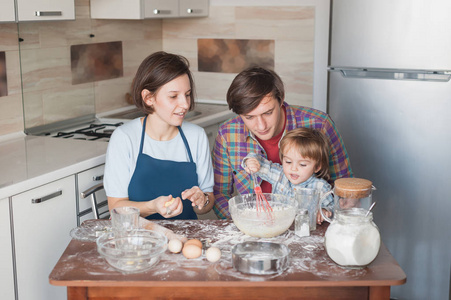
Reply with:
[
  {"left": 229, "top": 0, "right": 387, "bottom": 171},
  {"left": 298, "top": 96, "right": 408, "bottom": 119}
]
[
  {"left": 369, "top": 286, "right": 390, "bottom": 300},
  {"left": 67, "top": 286, "right": 87, "bottom": 300}
]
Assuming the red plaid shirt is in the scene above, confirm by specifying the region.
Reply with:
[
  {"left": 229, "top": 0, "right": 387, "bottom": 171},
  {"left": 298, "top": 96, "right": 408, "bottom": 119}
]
[{"left": 212, "top": 102, "right": 353, "bottom": 219}]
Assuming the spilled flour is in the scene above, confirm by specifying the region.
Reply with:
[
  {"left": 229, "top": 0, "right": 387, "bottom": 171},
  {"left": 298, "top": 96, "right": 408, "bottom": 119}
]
[
  {"left": 54, "top": 220, "right": 367, "bottom": 282},
  {"left": 152, "top": 220, "right": 367, "bottom": 280}
]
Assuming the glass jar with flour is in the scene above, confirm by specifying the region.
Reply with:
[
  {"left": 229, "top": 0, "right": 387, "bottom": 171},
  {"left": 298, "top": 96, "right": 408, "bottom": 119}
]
[
  {"left": 320, "top": 178, "right": 380, "bottom": 268},
  {"left": 323, "top": 208, "right": 380, "bottom": 268}
]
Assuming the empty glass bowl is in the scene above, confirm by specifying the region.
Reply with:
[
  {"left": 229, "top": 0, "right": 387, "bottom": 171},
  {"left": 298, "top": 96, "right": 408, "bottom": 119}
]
[{"left": 96, "top": 229, "right": 167, "bottom": 273}]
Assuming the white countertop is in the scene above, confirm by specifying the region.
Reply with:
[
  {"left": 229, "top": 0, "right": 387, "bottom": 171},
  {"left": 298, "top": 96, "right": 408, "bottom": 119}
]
[{"left": 0, "top": 135, "right": 108, "bottom": 199}]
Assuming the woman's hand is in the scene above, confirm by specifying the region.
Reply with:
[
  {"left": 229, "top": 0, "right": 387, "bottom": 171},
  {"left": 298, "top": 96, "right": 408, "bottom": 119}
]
[
  {"left": 244, "top": 158, "right": 261, "bottom": 174},
  {"left": 181, "top": 186, "right": 209, "bottom": 210},
  {"left": 152, "top": 195, "right": 183, "bottom": 218}
]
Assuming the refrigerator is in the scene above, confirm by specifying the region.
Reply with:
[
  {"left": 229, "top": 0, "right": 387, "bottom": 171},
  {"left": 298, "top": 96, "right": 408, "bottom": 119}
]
[{"left": 327, "top": 0, "right": 451, "bottom": 299}]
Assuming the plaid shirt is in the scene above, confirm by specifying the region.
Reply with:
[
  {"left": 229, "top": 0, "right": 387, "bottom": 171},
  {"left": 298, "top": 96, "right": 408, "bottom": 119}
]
[
  {"left": 212, "top": 102, "right": 353, "bottom": 219},
  {"left": 241, "top": 153, "right": 334, "bottom": 210}
]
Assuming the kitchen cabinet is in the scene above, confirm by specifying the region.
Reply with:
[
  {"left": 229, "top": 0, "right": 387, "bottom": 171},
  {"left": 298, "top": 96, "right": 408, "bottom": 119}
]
[
  {"left": 0, "top": 198, "right": 14, "bottom": 300},
  {"left": 90, "top": 0, "right": 208, "bottom": 20},
  {"left": 16, "top": 0, "right": 75, "bottom": 21},
  {"left": 178, "top": 0, "right": 209, "bottom": 18},
  {"left": 12, "top": 176, "right": 76, "bottom": 300},
  {"left": 77, "top": 164, "right": 109, "bottom": 225},
  {"left": 0, "top": 1, "right": 16, "bottom": 22}
]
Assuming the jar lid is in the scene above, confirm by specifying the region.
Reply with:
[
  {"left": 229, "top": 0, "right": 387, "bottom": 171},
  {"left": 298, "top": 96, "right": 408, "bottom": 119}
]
[{"left": 334, "top": 178, "right": 373, "bottom": 198}]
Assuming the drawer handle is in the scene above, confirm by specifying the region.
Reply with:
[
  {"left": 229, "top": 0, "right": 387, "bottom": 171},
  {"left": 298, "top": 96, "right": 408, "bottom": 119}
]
[
  {"left": 81, "top": 183, "right": 105, "bottom": 220},
  {"left": 31, "top": 190, "right": 62, "bottom": 204},
  {"left": 81, "top": 183, "right": 104, "bottom": 199},
  {"left": 153, "top": 9, "right": 171, "bottom": 15},
  {"left": 35, "top": 11, "right": 62, "bottom": 17},
  {"left": 93, "top": 175, "right": 104, "bottom": 181},
  {"left": 187, "top": 8, "right": 202, "bottom": 14}
]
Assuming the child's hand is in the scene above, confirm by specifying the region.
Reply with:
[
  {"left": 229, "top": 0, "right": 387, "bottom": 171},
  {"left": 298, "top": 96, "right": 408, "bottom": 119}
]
[
  {"left": 244, "top": 158, "right": 261, "bottom": 174},
  {"left": 317, "top": 208, "right": 332, "bottom": 224}
]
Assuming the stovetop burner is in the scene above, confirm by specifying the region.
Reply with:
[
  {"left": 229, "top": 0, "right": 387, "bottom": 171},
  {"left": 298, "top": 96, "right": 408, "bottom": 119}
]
[{"left": 52, "top": 122, "right": 123, "bottom": 142}]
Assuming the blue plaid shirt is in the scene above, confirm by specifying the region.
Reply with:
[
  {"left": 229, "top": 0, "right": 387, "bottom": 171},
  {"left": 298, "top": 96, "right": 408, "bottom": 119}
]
[
  {"left": 242, "top": 153, "right": 334, "bottom": 210},
  {"left": 213, "top": 102, "right": 352, "bottom": 219}
]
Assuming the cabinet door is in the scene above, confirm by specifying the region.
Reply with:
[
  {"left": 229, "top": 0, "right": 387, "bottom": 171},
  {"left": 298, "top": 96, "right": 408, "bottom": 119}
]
[
  {"left": 90, "top": 0, "right": 142, "bottom": 19},
  {"left": 179, "top": 0, "right": 209, "bottom": 18},
  {"left": 144, "top": 0, "right": 178, "bottom": 19},
  {"left": 0, "top": 198, "right": 15, "bottom": 300},
  {"left": 16, "top": 0, "right": 75, "bottom": 21},
  {"left": 77, "top": 165, "right": 109, "bottom": 225},
  {"left": 0, "top": 1, "right": 16, "bottom": 22},
  {"left": 12, "top": 176, "right": 76, "bottom": 300}
]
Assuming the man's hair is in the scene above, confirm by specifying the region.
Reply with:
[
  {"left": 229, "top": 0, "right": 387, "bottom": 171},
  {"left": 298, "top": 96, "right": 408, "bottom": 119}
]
[{"left": 226, "top": 66, "right": 285, "bottom": 115}]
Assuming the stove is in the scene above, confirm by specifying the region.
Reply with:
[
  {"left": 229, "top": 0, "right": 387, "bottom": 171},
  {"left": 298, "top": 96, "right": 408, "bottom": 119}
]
[{"left": 50, "top": 122, "right": 124, "bottom": 142}]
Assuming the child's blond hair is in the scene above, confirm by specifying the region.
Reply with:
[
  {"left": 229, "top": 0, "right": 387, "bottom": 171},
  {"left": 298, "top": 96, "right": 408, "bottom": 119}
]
[{"left": 279, "top": 128, "right": 330, "bottom": 182}]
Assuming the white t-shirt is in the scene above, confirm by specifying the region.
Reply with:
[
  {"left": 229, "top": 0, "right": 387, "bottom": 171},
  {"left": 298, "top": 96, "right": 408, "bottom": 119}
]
[{"left": 104, "top": 118, "right": 214, "bottom": 198}]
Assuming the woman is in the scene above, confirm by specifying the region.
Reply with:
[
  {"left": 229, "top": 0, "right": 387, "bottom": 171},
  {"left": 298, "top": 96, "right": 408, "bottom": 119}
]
[{"left": 104, "top": 51, "right": 214, "bottom": 219}]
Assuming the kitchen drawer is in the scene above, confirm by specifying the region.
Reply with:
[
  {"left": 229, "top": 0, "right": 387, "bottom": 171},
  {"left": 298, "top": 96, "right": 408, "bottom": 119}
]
[
  {"left": 90, "top": 0, "right": 208, "bottom": 19},
  {"left": 12, "top": 175, "right": 76, "bottom": 300},
  {"left": 0, "top": 198, "right": 14, "bottom": 300},
  {"left": 77, "top": 165, "right": 109, "bottom": 224},
  {"left": 0, "top": 1, "right": 15, "bottom": 22},
  {"left": 16, "top": 0, "right": 75, "bottom": 21},
  {"left": 144, "top": 0, "right": 178, "bottom": 19},
  {"left": 91, "top": 0, "right": 178, "bottom": 19},
  {"left": 179, "top": 0, "right": 209, "bottom": 18}
]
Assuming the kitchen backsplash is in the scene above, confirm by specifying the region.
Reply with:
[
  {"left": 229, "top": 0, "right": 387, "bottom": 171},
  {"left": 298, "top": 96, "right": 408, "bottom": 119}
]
[{"left": 0, "top": 0, "right": 315, "bottom": 136}]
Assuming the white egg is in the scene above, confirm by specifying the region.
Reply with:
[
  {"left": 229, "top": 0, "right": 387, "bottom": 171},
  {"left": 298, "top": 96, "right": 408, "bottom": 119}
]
[
  {"left": 205, "top": 247, "right": 221, "bottom": 262},
  {"left": 168, "top": 239, "right": 183, "bottom": 253}
]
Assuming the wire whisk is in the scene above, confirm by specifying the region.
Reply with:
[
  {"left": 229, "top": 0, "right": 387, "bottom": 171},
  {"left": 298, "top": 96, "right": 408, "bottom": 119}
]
[{"left": 250, "top": 172, "right": 274, "bottom": 220}]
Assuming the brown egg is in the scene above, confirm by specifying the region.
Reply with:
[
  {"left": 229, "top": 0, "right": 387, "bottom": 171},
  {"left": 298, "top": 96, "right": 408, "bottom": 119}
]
[
  {"left": 184, "top": 239, "right": 202, "bottom": 248},
  {"left": 182, "top": 244, "right": 202, "bottom": 259}
]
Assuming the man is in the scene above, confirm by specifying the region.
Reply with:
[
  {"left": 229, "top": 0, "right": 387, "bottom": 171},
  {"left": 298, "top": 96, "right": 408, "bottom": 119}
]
[{"left": 212, "top": 67, "right": 353, "bottom": 219}]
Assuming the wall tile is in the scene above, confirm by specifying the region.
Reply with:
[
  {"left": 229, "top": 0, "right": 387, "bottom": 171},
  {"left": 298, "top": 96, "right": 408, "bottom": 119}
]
[
  {"left": 162, "top": 7, "right": 236, "bottom": 39},
  {"left": 162, "top": 5, "right": 315, "bottom": 106},
  {"left": 0, "top": 1, "right": 317, "bottom": 136},
  {"left": 22, "top": 92, "right": 44, "bottom": 129},
  {"left": 0, "top": 94, "right": 23, "bottom": 135},
  {"left": 0, "top": 24, "right": 20, "bottom": 52}
]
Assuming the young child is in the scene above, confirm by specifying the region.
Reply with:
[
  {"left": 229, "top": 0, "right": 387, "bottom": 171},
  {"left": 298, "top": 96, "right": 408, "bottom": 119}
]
[{"left": 243, "top": 127, "right": 333, "bottom": 224}]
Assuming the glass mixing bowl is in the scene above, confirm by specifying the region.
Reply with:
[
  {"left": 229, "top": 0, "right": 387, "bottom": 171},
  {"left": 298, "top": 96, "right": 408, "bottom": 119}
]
[
  {"left": 229, "top": 193, "right": 297, "bottom": 238},
  {"left": 96, "top": 229, "right": 167, "bottom": 273}
]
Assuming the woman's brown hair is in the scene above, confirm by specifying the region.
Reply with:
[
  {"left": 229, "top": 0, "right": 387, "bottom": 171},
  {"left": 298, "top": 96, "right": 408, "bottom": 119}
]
[
  {"left": 279, "top": 128, "right": 330, "bottom": 182},
  {"left": 132, "top": 51, "right": 196, "bottom": 114}
]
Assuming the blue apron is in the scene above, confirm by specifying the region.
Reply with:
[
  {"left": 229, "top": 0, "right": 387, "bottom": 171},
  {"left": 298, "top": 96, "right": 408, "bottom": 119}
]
[{"left": 128, "top": 116, "right": 198, "bottom": 220}]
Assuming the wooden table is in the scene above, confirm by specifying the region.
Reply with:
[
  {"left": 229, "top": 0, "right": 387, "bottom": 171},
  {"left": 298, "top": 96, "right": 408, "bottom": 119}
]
[{"left": 49, "top": 220, "right": 406, "bottom": 300}]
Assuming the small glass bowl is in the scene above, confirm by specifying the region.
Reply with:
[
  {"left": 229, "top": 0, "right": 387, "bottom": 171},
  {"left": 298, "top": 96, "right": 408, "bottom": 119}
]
[{"left": 96, "top": 229, "right": 167, "bottom": 273}]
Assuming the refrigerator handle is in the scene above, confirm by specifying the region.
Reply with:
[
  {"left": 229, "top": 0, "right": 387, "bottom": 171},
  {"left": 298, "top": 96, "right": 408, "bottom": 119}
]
[{"left": 329, "top": 67, "right": 451, "bottom": 82}]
